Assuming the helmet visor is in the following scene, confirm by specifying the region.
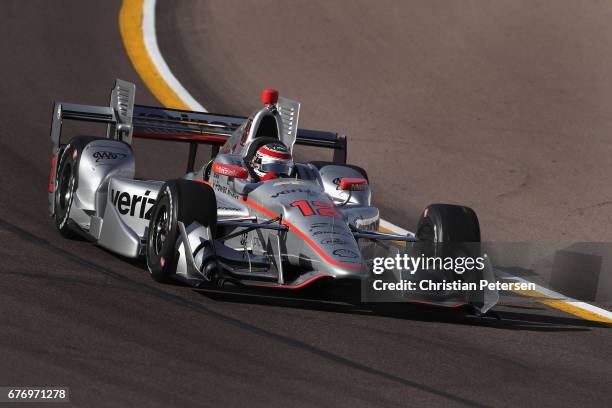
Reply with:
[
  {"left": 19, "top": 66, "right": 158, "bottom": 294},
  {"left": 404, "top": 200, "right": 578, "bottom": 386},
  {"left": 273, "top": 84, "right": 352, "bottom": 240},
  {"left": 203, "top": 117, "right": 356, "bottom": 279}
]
[{"left": 259, "top": 162, "right": 293, "bottom": 176}]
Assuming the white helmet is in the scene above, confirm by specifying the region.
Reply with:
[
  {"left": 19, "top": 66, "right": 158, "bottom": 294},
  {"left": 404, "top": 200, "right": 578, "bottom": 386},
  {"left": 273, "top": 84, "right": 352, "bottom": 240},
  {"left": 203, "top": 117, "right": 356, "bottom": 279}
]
[{"left": 251, "top": 142, "right": 293, "bottom": 180}]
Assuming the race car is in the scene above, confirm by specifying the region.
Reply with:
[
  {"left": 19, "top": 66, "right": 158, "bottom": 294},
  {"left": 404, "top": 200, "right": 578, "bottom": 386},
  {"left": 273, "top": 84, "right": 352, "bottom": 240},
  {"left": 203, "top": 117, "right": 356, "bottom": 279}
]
[{"left": 48, "top": 80, "right": 498, "bottom": 313}]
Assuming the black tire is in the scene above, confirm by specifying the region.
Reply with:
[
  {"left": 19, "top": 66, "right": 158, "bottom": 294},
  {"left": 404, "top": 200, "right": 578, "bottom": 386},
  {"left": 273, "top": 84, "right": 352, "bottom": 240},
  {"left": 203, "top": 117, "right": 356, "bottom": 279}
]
[
  {"left": 416, "top": 204, "right": 480, "bottom": 243},
  {"left": 415, "top": 204, "right": 481, "bottom": 283},
  {"left": 53, "top": 136, "right": 102, "bottom": 238},
  {"left": 146, "top": 179, "right": 217, "bottom": 283}
]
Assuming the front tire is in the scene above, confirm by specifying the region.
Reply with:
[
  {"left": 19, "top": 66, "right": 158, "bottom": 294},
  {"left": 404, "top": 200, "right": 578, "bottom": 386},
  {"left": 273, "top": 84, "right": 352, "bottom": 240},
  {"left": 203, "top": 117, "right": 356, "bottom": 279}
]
[
  {"left": 416, "top": 203, "right": 481, "bottom": 282},
  {"left": 416, "top": 204, "right": 480, "bottom": 243},
  {"left": 146, "top": 179, "right": 217, "bottom": 283}
]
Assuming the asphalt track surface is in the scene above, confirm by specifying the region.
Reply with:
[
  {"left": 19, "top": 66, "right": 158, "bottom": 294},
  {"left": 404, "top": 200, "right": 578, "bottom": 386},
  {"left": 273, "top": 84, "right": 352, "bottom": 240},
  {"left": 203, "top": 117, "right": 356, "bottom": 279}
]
[{"left": 0, "top": 1, "right": 610, "bottom": 407}]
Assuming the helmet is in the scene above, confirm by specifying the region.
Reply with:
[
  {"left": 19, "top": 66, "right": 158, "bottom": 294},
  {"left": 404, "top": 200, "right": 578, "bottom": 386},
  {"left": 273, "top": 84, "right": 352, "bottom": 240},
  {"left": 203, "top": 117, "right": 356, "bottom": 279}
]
[{"left": 251, "top": 142, "right": 293, "bottom": 180}]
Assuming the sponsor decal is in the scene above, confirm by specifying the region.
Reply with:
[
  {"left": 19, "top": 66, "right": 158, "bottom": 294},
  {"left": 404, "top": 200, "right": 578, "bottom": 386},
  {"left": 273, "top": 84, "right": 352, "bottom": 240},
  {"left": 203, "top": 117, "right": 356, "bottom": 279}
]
[
  {"left": 213, "top": 182, "right": 240, "bottom": 200},
  {"left": 111, "top": 189, "right": 156, "bottom": 219},
  {"left": 271, "top": 188, "right": 316, "bottom": 199},
  {"left": 312, "top": 230, "right": 352, "bottom": 237},
  {"left": 137, "top": 109, "right": 242, "bottom": 131},
  {"left": 309, "top": 222, "right": 331, "bottom": 231},
  {"left": 217, "top": 206, "right": 242, "bottom": 212},
  {"left": 273, "top": 180, "right": 307, "bottom": 186},
  {"left": 320, "top": 238, "right": 347, "bottom": 245},
  {"left": 212, "top": 163, "right": 248, "bottom": 178},
  {"left": 333, "top": 248, "right": 359, "bottom": 259},
  {"left": 93, "top": 151, "right": 127, "bottom": 163}
]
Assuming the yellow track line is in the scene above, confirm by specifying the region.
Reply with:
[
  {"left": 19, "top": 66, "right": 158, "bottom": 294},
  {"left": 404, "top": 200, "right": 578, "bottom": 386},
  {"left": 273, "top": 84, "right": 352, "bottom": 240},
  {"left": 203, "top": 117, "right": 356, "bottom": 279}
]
[
  {"left": 119, "top": 0, "right": 190, "bottom": 109},
  {"left": 515, "top": 289, "right": 612, "bottom": 324},
  {"left": 539, "top": 300, "right": 611, "bottom": 323},
  {"left": 118, "top": 0, "right": 610, "bottom": 324}
]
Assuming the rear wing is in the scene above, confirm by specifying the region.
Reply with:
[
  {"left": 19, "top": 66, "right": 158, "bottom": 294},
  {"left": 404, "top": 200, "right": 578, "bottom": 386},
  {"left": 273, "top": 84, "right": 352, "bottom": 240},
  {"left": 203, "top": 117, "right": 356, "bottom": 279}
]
[
  {"left": 51, "top": 79, "right": 136, "bottom": 150},
  {"left": 131, "top": 105, "right": 348, "bottom": 169},
  {"left": 51, "top": 80, "right": 347, "bottom": 171}
]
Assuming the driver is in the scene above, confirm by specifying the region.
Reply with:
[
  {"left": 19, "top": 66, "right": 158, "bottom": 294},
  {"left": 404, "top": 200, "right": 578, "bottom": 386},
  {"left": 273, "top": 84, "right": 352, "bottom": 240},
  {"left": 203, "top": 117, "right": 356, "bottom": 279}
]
[{"left": 250, "top": 142, "right": 294, "bottom": 181}]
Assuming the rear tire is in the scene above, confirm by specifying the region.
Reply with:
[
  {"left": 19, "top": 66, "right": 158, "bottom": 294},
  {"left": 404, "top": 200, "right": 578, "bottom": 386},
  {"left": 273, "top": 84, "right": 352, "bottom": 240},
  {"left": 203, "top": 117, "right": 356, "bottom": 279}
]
[
  {"left": 146, "top": 179, "right": 217, "bottom": 283},
  {"left": 53, "top": 136, "right": 102, "bottom": 238}
]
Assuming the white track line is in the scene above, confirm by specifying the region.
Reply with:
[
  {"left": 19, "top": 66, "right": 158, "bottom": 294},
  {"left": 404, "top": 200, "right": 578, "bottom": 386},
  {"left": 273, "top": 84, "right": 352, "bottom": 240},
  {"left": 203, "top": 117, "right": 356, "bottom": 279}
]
[
  {"left": 142, "top": 0, "right": 206, "bottom": 112},
  {"left": 143, "top": 0, "right": 611, "bottom": 322}
]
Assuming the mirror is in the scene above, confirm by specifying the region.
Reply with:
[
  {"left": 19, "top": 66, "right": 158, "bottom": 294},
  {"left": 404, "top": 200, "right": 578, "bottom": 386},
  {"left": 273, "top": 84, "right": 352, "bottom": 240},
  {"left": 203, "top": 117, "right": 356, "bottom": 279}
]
[{"left": 339, "top": 177, "right": 367, "bottom": 191}]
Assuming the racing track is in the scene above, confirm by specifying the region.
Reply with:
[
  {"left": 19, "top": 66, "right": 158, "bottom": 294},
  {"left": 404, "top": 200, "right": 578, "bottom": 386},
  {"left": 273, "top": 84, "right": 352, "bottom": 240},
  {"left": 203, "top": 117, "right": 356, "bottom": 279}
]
[{"left": 0, "top": 0, "right": 610, "bottom": 407}]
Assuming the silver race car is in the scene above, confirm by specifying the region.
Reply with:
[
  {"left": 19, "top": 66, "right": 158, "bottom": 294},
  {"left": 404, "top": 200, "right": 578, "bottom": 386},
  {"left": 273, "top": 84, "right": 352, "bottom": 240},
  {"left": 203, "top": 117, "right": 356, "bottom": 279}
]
[{"left": 48, "top": 80, "right": 498, "bottom": 313}]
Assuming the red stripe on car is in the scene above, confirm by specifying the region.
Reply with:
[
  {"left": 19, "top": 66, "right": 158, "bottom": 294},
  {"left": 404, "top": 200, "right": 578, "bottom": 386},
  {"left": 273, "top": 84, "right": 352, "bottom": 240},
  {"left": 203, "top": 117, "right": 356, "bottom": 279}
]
[{"left": 261, "top": 274, "right": 333, "bottom": 289}]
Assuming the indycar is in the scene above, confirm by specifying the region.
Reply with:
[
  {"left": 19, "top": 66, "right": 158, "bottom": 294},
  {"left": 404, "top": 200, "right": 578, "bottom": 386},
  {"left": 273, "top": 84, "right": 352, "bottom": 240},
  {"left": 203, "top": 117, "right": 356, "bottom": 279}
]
[{"left": 48, "top": 80, "right": 498, "bottom": 313}]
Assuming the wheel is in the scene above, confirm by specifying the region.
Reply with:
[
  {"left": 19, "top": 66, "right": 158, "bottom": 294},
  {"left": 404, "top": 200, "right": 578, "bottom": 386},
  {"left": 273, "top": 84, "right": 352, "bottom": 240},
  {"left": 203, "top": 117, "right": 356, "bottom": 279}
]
[
  {"left": 416, "top": 204, "right": 480, "bottom": 243},
  {"left": 146, "top": 179, "right": 217, "bottom": 283},
  {"left": 415, "top": 203, "right": 481, "bottom": 282},
  {"left": 53, "top": 136, "right": 101, "bottom": 238}
]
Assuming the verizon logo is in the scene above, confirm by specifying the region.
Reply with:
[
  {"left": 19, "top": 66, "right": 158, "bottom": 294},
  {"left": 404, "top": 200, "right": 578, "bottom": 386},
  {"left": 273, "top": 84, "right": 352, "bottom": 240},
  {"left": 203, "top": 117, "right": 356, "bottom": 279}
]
[{"left": 111, "top": 189, "right": 156, "bottom": 219}]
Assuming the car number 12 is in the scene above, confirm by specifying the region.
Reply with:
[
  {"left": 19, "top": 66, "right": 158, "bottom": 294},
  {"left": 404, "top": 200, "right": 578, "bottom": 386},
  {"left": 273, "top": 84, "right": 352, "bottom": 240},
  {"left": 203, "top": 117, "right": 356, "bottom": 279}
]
[{"left": 291, "top": 200, "right": 338, "bottom": 217}]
